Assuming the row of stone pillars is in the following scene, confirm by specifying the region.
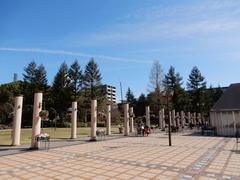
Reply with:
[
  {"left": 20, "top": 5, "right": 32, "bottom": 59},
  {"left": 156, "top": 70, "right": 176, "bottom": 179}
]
[
  {"left": 11, "top": 93, "right": 203, "bottom": 148},
  {"left": 11, "top": 93, "right": 114, "bottom": 148},
  {"left": 158, "top": 108, "right": 203, "bottom": 130}
]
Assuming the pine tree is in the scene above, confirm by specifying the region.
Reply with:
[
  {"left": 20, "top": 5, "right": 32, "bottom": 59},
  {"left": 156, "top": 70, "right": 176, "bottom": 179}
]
[
  {"left": 187, "top": 66, "right": 206, "bottom": 91},
  {"left": 52, "top": 62, "right": 71, "bottom": 116},
  {"left": 163, "top": 66, "right": 182, "bottom": 90},
  {"left": 68, "top": 60, "right": 82, "bottom": 99},
  {"left": 35, "top": 64, "right": 48, "bottom": 91},
  {"left": 83, "top": 59, "right": 102, "bottom": 99},
  {"left": 125, "top": 87, "right": 136, "bottom": 107},
  {"left": 187, "top": 66, "right": 207, "bottom": 112},
  {"left": 23, "top": 60, "right": 37, "bottom": 84},
  {"left": 163, "top": 66, "right": 184, "bottom": 111},
  {"left": 135, "top": 94, "right": 147, "bottom": 117}
]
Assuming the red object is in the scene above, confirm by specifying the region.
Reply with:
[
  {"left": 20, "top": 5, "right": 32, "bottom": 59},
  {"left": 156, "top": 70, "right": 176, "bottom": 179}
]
[{"left": 144, "top": 127, "right": 150, "bottom": 136}]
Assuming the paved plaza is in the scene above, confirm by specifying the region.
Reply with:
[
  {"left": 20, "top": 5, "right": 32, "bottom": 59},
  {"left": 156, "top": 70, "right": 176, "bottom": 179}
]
[{"left": 0, "top": 132, "right": 239, "bottom": 180}]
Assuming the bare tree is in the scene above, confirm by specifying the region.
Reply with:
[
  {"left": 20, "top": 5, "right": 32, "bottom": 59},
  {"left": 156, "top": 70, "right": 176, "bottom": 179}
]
[
  {"left": 148, "top": 60, "right": 164, "bottom": 118},
  {"left": 148, "top": 60, "right": 164, "bottom": 92}
]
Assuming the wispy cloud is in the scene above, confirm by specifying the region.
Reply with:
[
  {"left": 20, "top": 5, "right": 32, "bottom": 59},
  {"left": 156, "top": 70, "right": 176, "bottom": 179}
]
[
  {"left": 87, "top": 0, "right": 240, "bottom": 45},
  {"left": 0, "top": 47, "right": 152, "bottom": 64}
]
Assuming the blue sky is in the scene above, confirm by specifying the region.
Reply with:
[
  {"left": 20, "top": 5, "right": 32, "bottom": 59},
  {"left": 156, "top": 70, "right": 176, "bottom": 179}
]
[{"left": 1, "top": 0, "right": 240, "bottom": 101}]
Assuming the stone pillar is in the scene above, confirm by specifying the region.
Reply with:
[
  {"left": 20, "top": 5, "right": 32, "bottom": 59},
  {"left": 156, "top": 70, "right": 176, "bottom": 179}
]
[
  {"left": 181, "top": 111, "right": 185, "bottom": 127},
  {"left": 124, "top": 103, "right": 129, "bottom": 136},
  {"left": 106, "top": 104, "right": 111, "bottom": 135},
  {"left": 161, "top": 108, "right": 165, "bottom": 130},
  {"left": 129, "top": 107, "right": 134, "bottom": 133},
  {"left": 158, "top": 110, "right": 162, "bottom": 129},
  {"left": 187, "top": 112, "right": 191, "bottom": 124},
  {"left": 172, "top": 109, "right": 176, "bottom": 127},
  {"left": 71, "top": 101, "right": 77, "bottom": 139},
  {"left": 146, "top": 106, "right": 150, "bottom": 127},
  {"left": 169, "top": 111, "right": 172, "bottom": 128},
  {"left": 193, "top": 112, "right": 196, "bottom": 125},
  {"left": 90, "top": 100, "right": 97, "bottom": 141},
  {"left": 31, "top": 92, "right": 43, "bottom": 149},
  {"left": 176, "top": 112, "right": 180, "bottom": 127},
  {"left": 12, "top": 95, "right": 23, "bottom": 146}
]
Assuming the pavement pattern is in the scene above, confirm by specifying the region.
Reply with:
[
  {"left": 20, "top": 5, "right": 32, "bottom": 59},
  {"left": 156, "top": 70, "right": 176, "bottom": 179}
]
[{"left": 0, "top": 132, "right": 239, "bottom": 180}]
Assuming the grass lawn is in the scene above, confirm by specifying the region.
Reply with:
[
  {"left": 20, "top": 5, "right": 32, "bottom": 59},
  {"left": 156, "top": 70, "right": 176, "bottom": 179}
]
[{"left": 0, "top": 127, "right": 119, "bottom": 145}]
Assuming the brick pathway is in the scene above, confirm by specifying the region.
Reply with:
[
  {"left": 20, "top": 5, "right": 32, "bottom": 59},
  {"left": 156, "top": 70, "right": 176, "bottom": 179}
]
[{"left": 0, "top": 133, "right": 239, "bottom": 179}]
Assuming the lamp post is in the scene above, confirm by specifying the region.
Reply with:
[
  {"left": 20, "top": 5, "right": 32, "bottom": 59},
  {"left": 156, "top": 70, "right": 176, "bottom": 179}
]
[{"left": 162, "top": 90, "right": 174, "bottom": 146}]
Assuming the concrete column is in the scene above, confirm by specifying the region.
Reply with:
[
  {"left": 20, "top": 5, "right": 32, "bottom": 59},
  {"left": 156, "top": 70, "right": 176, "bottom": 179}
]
[
  {"left": 90, "top": 100, "right": 97, "bottom": 141},
  {"left": 106, "top": 104, "right": 111, "bottom": 135},
  {"left": 12, "top": 95, "right": 23, "bottom": 146},
  {"left": 169, "top": 111, "right": 172, "bottom": 128},
  {"left": 146, "top": 106, "right": 150, "bottom": 127},
  {"left": 176, "top": 112, "right": 180, "bottom": 127},
  {"left": 181, "top": 111, "right": 185, "bottom": 127},
  {"left": 71, "top": 101, "right": 77, "bottom": 139},
  {"left": 172, "top": 109, "right": 176, "bottom": 127},
  {"left": 197, "top": 113, "right": 201, "bottom": 124},
  {"left": 129, "top": 107, "right": 134, "bottom": 133},
  {"left": 31, "top": 92, "right": 43, "bottom": 149},
  {"left": 124, "top": 103, "right": 129, "bottom": 136},
  {"left": 158, "top": 110, "right": 162, "bottom": 129},
  {"left": 187, "top": 112, "right": 191, "bottom": 124},
  {"left": 193, "top": 112, "right": 196, "bottom": 125},
  {"left": 161, "top": 108, "right": 165, "bottom": 130}
]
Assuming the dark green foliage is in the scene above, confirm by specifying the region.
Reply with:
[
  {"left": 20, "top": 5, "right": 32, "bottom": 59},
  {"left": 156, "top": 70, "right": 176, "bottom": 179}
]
[
  {"left": 23, "top": 61, "right": 37, "bottom": 84},
  {"left": 83, "top": 59, "right": 102, "bottom": 99},
  {"left": 135, "top": 94, "right": 147, "bottom": 117},
  {"left": 187, "top": 66, "right": 206, "bottom": 91},
  {"left": 187, "top": 66, "right": 207, "bottom": 112},
  {"left": 0, "top": 60, "right": 226, "bottom": 127},
  {"left": 52, "top": 62, "right": 71, "bottom": 117},
  {"left": 35, "top": 64, "right": 48, "bottom": 91},
  {"left": 125, "top": 87, "right": 136, "bottom": 107},
  {"left": 68, "top": 60, "right": 82, "bottom": 100},
  {"left": 0, "top": 81, "right": 25, "bottom": 125},
  {"left": 163, "top": 66, "right": 182, "bottom": 89},
  {"left": 163, "top": 66, "right": 186, "bottom": 111}
]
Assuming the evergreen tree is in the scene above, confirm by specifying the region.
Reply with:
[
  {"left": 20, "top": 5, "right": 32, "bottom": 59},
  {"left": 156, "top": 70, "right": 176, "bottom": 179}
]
[
  {"left": 35, "top": 64, "right": 48, "bottom": 91},
  {"left": 135, "top": 94, "right": 147, "bottom": 117},
  {"left": 83, "top": 59, "right": 102, "bottom": 99},
  {"left": 125, "top": 87, "right": 136, "bottom": 107},
  {"left": 163, "top": 66, "right": 184, "bottom": 111},
  {"left": 23, "top": 60, "right": 37, "bottom": 84},
  {"left": 23, "top": 61, "right": 48, "bottom": 91},
  {"left": 52, "top": 62, "right": 71, "bottom": 117},
  {"left": 22, "top": 61, "right": 48, "bottom": 107},
  {"left": 68, "top": 60, "right": 82, "bottom": 99},
  {"left": 187, "top": 66, "right": 207, "bottom": 112},
  {"left": 163, "top": 66, "right": 182, "bottom": 89}
]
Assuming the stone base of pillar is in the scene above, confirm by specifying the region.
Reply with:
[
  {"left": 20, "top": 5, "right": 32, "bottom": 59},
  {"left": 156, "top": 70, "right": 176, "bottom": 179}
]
[
  {"left": 29, "top": 146, "right": 39, "bottom": 150},
  {"left": 89, "top": 137, "right": 97, "bottom": 141}
]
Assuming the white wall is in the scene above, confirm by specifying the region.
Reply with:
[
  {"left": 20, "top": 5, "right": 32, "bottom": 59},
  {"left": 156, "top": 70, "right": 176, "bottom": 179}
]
[{"left": 210, "top": 110, "right": 240, "bottom": 136}]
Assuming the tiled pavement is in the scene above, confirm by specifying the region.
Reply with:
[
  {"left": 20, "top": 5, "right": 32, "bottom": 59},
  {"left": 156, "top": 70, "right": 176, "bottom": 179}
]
[{"left": 0, "top": 132, "right": 239, "bottom": 180}]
